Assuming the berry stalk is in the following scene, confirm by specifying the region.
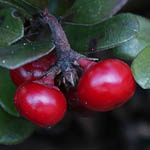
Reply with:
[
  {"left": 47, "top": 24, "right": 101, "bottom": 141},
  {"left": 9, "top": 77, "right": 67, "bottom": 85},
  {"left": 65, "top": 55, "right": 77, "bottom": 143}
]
[
  {"left": 43, "top": 10, "right": 71, "bottom": 53},
  {"left": 42, "top": 10, "right": 87, "bottom": 86}
]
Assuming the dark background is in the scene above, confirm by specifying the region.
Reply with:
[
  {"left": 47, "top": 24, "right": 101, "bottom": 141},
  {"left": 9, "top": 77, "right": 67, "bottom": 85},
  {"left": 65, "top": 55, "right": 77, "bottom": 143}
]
[{"left": 1, "top": 0, "right": 150, "bottom": 150}]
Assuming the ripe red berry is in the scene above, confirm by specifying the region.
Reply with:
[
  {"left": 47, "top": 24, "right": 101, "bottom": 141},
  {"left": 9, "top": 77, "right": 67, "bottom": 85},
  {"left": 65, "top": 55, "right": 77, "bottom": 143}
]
[
  {"left": 77, "top": 59, "right": 136, "bottom": 112},
  {"left": 14, "top": 81, "right": 67, "bottom": 127},
  {"left": 10, "top": 53, "right": 56, "bottom": 86}
]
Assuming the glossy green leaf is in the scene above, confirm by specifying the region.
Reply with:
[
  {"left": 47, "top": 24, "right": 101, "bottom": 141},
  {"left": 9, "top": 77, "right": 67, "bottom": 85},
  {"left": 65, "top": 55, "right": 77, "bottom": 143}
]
[
  {"left": 63, "top": 13, "right": 139, "bottom": 53},
  {"left": 48, "top": 0, "right": 72, "bottom": 17},
  {"left": 112, "top": 15, "right": 150, "bottom": 59},
  {"left": 112, "top": 38, "right": 148, "bottom": 60},
  {"left": 64, "top": 0, "right": 128, "bottom": 24},
  {"left": 23, "top": 0, "right": 48, "bottom": 10},
  {"left": 0, "top": 8, "right": 24, "bottom": 46},
  {"left": 0, "top": 0, "right": 38, "bottom": 16},
  {"left": 131, "top": 46, "right": 150, "bottom": 89},
  {"left": 137, "top": 15, "right": 150, "bottom": 40},
  {"left": 0, "top": 67, "right": 19, "bottom": 117},
  {"left": 0, "top": 108, "right": 34, "bottom": 145},
  {"left": 0, "top": 40, "right": 55, "bottom": 69}
]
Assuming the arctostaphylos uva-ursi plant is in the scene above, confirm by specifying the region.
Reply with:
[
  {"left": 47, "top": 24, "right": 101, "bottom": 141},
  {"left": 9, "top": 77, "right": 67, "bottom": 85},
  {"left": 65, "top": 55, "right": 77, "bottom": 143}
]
[{"left": 0, "top": 0, "right": 149, "bottom": 145}]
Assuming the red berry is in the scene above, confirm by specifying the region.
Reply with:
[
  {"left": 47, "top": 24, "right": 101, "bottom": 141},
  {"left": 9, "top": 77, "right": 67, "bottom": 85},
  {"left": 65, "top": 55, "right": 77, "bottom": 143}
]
[
  {"left": 10, "top": 53, "right": 56, "bottom": 86},
  {"left": 77, "top": 59, "right": 136, "bottom": 112},
  {"left": 65, "top": 88, "right": 94, "bottom": 117},
  {"left": 77, "top": 59, "right": 97, "bottom": 71},
  {"left": 14, "top": 81, "right": 67, "bottom": 127}
]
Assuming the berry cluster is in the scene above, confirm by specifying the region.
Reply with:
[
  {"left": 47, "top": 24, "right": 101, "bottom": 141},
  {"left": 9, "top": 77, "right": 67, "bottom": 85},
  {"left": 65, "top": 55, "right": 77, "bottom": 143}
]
[{"left": 10, "top": 53, "right": 136, "bottom": 128}]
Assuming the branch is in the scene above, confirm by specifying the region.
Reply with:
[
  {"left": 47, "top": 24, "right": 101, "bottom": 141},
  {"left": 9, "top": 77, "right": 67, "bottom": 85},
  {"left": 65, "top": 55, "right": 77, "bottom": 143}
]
[{"left": 43, "top": 9, "right": 71, "bottom": 53}]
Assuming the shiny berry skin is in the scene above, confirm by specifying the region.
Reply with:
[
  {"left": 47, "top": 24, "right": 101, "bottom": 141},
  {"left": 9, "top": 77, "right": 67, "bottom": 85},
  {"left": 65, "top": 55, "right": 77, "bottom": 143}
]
[
  {"left": 14, "top": 81, "right": 67, "bottom": 127},
  {"left": 10, "top": 53, "right": 56, "bottom": 86},
  {"left": 77, "top": 59, "right": 136, "bottom": 112}
]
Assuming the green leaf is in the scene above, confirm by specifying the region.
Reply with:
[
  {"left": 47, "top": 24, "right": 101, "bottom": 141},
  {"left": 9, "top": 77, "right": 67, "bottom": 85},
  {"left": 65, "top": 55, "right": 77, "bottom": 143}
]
[
  {"left": 0, "top": 67, "right": 19, "bottom": 117},
  {"left": 0, "top": 40, "right": 55, "bottom": 69},
  {"left": 23, "top": 0, "right": 48, "bottom": 10},
  {"left": 0, "top": 8, "right": 24, "bottom": 46},
  {"left": 48, "top": 0, "right": 72, "bottom": 17},
  {"left": 137, "top": 15, "right": 150, "bottom": 40},
  {"left": 63, "top": 13, "right": 139, "bottom": 53},
  {"left": 112, "top": 38, "right": 148, "bottom": 60},
  {"left": 0, "top": 0, "right": 38, "bottom": 16},
  {"left": 0, "top": 108, "right": 34, "bottom": 145},
  {"left": 131, "top": 46, "right": 150, "bottom": 89},
  {"left": 64, "top": 0, "right": 128, "bottom": 24},
  {"left": 112, "top": 15, "right": 150, "bottom": 59}
]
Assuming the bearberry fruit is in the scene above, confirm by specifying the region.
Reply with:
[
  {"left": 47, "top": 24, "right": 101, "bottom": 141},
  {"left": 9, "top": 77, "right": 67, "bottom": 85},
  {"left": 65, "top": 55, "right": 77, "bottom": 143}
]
[
  {"left": 65, "top": 88, "right": 94, "bottom": 117},
  {"left": 77, "top": 59, "right": 97, "bottom": 71},
  {"left": 10, "top": 53, "right": 56, "bottom": 86},
  {"left": 77, "top": 59, "right": 136, "bottom": 112},
  {"left": 14, "top": 81, "right": 67, "bottom": 127}
]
